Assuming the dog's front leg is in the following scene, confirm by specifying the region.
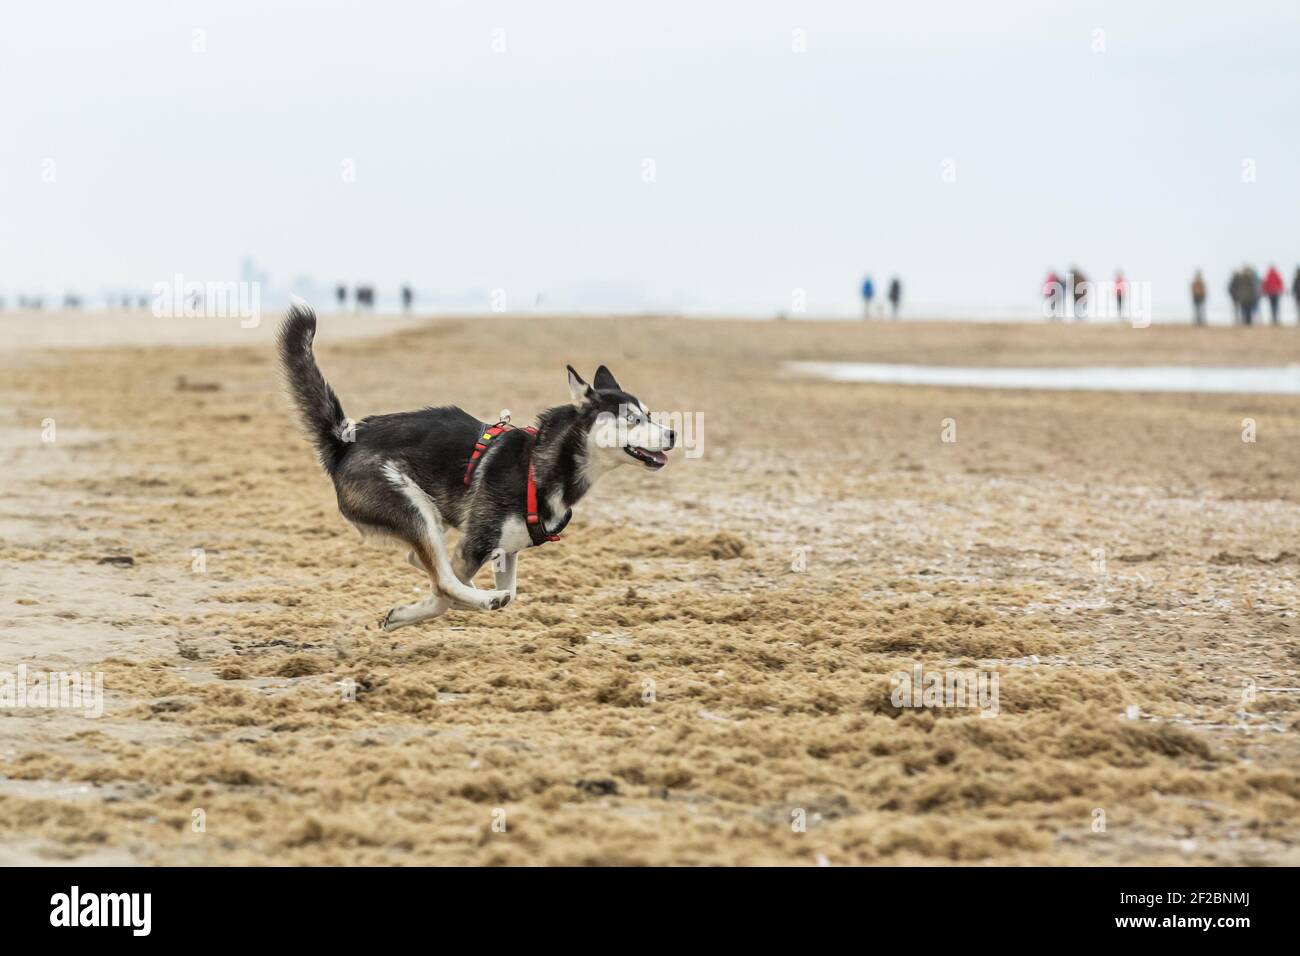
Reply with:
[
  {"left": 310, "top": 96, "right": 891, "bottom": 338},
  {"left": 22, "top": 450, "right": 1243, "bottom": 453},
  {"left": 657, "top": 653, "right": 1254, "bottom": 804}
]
[
  {"left": 442, "top": 538, "right": 512, "bottom": 611},
  {"left": 382, "top": 542, "right": 503, "bottom": 628},
  {"left": 385, "top": 464, "right": 512, "bottom": 612},
  {"left": 442, "top": 546, "right": 486, "bottom": 611},
  {"left": 406, "top": 547, "right": 478, "bottom": 611},
  {"left": 492, "top": 550, "right": 518, "bottom": 602}
]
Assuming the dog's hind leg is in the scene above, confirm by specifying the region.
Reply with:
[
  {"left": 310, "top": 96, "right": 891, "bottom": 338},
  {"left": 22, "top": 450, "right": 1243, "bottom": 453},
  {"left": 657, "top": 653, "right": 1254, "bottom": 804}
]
[
  {"left": 382, "top": 542, "right": 453, "bottom": 631},
  {"left": 383, "top": 462, "right": 512, "bottom": 612},
  {"left": 381, "top": 594, "right": 451, "bottom": 631}
]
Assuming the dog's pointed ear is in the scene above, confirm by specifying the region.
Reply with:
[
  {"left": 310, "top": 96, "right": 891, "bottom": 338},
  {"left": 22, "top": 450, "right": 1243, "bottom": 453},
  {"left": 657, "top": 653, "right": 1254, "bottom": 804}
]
[
  {"left": 592, "top": 365, "right": 620, "bottom": 391},
  {"left": 566, "top": 365, "right": 594, "bottom": 406}
]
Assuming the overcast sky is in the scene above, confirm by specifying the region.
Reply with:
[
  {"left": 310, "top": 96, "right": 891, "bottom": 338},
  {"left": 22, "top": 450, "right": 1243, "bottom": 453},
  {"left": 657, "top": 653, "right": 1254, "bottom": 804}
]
[{"left": 2, "top": 0, "right": 1297, "bottom": 318}]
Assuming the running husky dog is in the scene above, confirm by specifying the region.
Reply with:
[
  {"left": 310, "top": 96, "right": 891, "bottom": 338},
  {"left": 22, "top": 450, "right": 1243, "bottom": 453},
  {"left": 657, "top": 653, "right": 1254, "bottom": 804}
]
[{"left": 277, "top": 304, "right": 676, "bottom": 631}]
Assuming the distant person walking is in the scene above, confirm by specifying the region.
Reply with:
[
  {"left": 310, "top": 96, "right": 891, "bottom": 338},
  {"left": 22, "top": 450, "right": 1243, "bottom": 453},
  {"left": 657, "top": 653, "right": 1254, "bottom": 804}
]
[
  {"left": 1191, "top": 270, "right": 1207, "bottom": 325},
  {"left": 1043, "top": 271, "right": 1063, "bottom": 319},
  {"left": 861, "top": 276, "right": 875, "bottom": 318},
  {"left": 335, "top": 284, "right": 347, "bottom": 309},
  {"left": 1262, "top": 265, "right": 1284, "bottom": 325},
  {"left": 1070, "top": 266, "right": 1088, "bottom": 320},
  {"left": 1232, "top": 267, "right": 1263, "bottom": 327},
  {"left": 1228, "top": 269, "right": 1245, "bottom": 324},
  {"left": 887, "top": 277, "right": 901, "bottom": 318},
  {"left": 1292, "top": 267, "right": 1300, "bottom": 323},
  {"left": 401, "top": 285, "right": 414, "bottom": 313},
  {"left": 1114, "top": 271, "right": 1127, "bottom": 319},
  {"left": 1241, "top": 266, "right": 1261, "bottom": 326}
]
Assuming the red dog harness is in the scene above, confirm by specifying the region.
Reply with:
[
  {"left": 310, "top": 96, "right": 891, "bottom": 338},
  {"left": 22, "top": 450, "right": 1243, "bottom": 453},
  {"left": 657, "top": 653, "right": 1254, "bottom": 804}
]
[{"left": 463, "top": 421, "right": 565, "bottom": 546}]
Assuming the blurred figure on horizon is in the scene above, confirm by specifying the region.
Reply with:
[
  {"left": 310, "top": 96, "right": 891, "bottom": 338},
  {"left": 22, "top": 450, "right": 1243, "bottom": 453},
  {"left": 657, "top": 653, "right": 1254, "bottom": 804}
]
[
  {"left": 401, "top": 285, "right": 414, "bottom": 312},
  {"left": 1070, "top": 266, "right": 1088, "bottom": 320},
  {"left": 1292, "top": 267, "right": 1300, "bottom": 323},
  {"left": 1043, "top": 270, "right": 1063, "bottom": 320},
  {"left": 1241, "top": 265, "right": 1261, "bottom": 326},
  {"left": 335, "top": 284, "right": 347, "bottom": 310},
  {"left": 1228, "top": 267, "right": 1261, "bottom": 325},
  {"left": 1114, "top": 270, "right": 1127, "bottom": 319},
  {"left": 1262, "top": 265, "right": 1284, "bottom": 325},
  {"left": 861, "top": 275, "right": 875, "bottom": 318},
  {"left": 887, "top": 277, "right": 902, "bottom": 318},
  {"left": 1191, "top": 270, "right": 1207, "bottom": 325},
  {"left": 1228, "top": 269, "right": 1245, "bottom": 324}
]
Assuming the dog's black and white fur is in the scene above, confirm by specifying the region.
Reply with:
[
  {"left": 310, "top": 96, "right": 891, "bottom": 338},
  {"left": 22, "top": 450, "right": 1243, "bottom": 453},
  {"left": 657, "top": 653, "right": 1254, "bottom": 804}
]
[{"left": 277, "top": 304, "right": 675, "bottom": 631}]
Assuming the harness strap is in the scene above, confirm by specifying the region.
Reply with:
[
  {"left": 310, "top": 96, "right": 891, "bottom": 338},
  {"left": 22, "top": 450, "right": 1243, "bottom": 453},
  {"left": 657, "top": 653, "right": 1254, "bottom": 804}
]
[
  {"left": 522, "top": 427, "right": 563, "bottom": 545},
  {"left": 463, "top": 424, "right": 512, "bottom": 487},
  {"left": 462, "top": 421, "right": 566, "bottom": 547}
]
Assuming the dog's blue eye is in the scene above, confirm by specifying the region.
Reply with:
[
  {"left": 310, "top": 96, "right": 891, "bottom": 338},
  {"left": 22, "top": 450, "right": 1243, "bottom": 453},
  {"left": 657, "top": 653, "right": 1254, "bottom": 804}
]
[{"left": 626, "top": 412, "right": 636, "bottom": 423}]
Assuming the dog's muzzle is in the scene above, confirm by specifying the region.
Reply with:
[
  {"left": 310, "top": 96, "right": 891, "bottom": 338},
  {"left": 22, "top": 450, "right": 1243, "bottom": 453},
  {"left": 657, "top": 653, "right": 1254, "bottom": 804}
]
[{"left": 624, "top": 445, "right": 669, "bottom": 469}]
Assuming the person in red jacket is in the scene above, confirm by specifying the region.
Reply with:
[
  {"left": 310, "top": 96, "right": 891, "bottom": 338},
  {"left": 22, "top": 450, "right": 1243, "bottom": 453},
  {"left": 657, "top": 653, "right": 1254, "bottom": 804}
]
[
  {"left": 1262, "top": 265, "right": 1285, "bottom": 325},
  {"left": 1043, "top": 271, "right": 1063, "bottom": 319},
  {"left": 1114, "top": 271, "right": 1128, "bottom": 319}
]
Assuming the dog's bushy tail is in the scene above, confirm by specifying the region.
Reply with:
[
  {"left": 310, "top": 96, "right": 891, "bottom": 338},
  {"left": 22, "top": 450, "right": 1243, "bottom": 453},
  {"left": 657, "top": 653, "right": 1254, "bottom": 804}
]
[{"left": 277, "top": 303, "right": 348, "bottom": 475}]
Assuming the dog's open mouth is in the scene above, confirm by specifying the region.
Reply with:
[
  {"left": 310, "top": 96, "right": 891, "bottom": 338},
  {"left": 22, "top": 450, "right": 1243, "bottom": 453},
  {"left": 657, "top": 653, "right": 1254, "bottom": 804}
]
[{"left": 624, "top": 445, "right": 668, "bottom": 469}]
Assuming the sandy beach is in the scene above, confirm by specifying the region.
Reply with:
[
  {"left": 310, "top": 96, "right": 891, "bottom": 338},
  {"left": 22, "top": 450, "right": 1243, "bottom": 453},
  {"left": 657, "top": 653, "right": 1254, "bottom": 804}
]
[{"left": 1, "top": 312, "right": 1297, "bottom": 865}]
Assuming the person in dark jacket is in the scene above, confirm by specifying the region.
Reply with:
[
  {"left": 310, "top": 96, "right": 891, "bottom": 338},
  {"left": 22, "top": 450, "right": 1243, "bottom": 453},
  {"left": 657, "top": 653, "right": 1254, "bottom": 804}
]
[
  {"left": 1292, "top": 267, "right": 1300, "bottom": 324},
  {"left": 1228, "top": 269, "right": 1245, "bottom": 324},
  {"left": 887, "top": 277, "right": 902, "bottom": 318},
  {"left": 1070, "top": 266, "right": 1088, "bottom": 320},
  {"left": 1241, "top": 266, "right": 1261, "bottom": 326}
]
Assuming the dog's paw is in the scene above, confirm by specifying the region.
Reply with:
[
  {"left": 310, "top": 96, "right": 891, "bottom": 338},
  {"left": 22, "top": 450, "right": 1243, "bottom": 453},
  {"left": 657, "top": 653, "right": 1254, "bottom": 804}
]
[
  {"left": 486, "top": 591, "right": 512, "bottom": 611},
  {"left": 379, "top": 608, "right": 401, "bottom": 632}
]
